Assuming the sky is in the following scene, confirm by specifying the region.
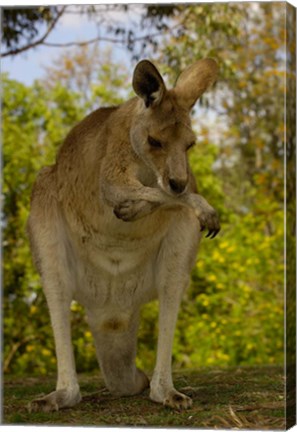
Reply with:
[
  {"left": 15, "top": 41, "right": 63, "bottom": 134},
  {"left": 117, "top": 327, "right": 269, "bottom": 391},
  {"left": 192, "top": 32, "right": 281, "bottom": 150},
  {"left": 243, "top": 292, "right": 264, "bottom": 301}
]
[
  {"left": 1, "top": 5, "right": 146, "bottom": 85},
  {"left": 2, "top": 0, "right": 297, "bottom": 85}
]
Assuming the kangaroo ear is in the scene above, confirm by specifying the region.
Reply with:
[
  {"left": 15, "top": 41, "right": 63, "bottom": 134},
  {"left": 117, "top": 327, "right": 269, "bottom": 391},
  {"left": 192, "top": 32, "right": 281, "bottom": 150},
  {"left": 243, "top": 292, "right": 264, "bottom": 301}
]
[
  {"left": 174, "top": 58, "right": 218, "bottom": 110},
  {"left": 132, "top": 60, "right": 166, "bottom": 108}
]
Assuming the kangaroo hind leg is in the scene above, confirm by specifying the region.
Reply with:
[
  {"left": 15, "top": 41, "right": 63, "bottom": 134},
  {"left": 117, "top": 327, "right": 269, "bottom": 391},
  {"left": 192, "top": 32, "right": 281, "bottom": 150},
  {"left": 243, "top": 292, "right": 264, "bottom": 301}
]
[
  {"left": 29, "top": 276, "right": 81, "bottom": 412},
  {"left": 88, "top": 311, "right": 149, "bottom": 396},
  {"left": 28, "top": 194, "right": 81, "bottom": 412}
]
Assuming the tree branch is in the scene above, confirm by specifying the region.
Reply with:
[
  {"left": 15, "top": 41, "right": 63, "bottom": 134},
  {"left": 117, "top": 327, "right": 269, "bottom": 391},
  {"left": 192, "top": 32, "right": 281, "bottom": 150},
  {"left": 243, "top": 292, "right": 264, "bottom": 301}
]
[
  {"left": 3, "top": 335, "right": 35, "bottom": 373},
  {"left": 41, "top": 24, "right": 179, "bottom": 49},
  {"left": 43, "top": 35, "right": 126, "bottom": 48},
  {"left": 1, "top": 6, "right": 66, "bottom": 57}
]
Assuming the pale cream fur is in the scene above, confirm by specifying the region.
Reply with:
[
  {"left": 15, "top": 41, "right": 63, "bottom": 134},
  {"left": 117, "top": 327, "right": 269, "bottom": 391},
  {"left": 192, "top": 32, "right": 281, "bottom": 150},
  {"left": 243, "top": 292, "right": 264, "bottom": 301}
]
[{"left": 28, "top": 58, "right": 220, "bottom": 412}]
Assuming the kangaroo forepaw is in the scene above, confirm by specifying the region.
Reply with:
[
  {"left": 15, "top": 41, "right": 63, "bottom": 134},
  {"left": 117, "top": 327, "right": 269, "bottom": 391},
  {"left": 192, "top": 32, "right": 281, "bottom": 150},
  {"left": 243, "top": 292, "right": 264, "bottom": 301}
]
[
  {"left": 114, "top": 199, "right": 157, "bottom": 221},
  {"left": 197, "top": 208, "right": 220, "bottom": 239}
]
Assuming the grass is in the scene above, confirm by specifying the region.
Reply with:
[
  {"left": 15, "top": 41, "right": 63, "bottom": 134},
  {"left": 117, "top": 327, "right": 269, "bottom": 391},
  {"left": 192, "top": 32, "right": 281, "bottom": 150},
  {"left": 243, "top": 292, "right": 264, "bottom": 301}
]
[{"left": 3, "top": 365, "right": 285, "bottom": 429}]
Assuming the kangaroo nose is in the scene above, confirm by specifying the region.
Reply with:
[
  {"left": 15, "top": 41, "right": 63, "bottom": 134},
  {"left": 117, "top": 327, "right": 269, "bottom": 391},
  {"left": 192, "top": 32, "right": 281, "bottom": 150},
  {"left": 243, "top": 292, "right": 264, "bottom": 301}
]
[{"left": 169, "top": 178, "right": 187, "bottom": 194}]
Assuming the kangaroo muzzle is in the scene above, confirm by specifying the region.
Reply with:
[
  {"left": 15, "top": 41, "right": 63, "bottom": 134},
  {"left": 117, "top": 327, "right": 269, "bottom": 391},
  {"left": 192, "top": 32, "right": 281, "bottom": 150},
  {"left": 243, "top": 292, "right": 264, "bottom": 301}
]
[{"left": 169, "top": 178, "right": 187, "bottom": 195}]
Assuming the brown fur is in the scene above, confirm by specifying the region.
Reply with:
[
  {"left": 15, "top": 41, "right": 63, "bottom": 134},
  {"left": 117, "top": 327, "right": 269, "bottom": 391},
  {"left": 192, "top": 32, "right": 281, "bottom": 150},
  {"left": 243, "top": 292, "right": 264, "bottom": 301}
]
[{"left": 28, "top": 58, "right": 220, "bottom": 413}]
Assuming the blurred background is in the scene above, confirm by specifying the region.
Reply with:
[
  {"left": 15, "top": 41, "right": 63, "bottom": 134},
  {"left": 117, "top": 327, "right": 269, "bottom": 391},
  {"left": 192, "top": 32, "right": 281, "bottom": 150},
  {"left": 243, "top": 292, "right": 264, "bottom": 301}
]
[{"left": 2, "top": 2, "right": 292, "bottom": 376}]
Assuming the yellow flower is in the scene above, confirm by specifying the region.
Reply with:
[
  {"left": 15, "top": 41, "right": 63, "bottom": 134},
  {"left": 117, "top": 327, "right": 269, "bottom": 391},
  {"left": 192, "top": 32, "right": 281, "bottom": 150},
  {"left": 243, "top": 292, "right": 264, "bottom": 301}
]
[
  {"left": 196, "top": 261, "right": 204, "bottom": 269},
  {"left": 217, "top": 352, "right": 230, "bottom": 361},
  {"left": 226, "top": 246, "right": 235, "bottom": 253},
  {"left": 30, "top": 305, "right": 37, "bottom": 315},
  {"left": 238, "top": 80, "right": 246, "bottom": 89},
  {"left": 212, "top": 251, "right": 218, "bottom": 259},
  {"left": 26, "top": 345, "right": 34, "bottom": 353},
  {"left": 210, "top": 321, "right": 217, "bottom": 329},
  {"left": 208, "top": 274, "right": 217, "bottom": 282},
  {"left": 219, "top": 241, "right": 229, "bottom": 249},
  {"left": 41, "top": 348, "right": 51, "bottom": 357},
  {"left": 71, "top": 301, "right": 77, "bottom": 311},
  {"left": 243, "top": 285, "right": 251, "bottom": 293}
]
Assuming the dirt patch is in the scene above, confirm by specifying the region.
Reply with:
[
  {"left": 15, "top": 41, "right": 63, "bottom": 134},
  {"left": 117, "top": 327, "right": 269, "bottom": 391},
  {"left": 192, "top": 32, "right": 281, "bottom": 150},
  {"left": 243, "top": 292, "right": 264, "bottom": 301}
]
[{"left": 3, "top": 365, "right": 285, "bottom": 429}]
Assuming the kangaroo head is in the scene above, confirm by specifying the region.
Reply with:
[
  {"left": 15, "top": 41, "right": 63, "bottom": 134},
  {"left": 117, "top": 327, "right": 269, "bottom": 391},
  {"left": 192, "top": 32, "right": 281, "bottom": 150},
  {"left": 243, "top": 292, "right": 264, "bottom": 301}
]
[{"left": 130, "top": 58, "right": 218, "bottom": 196}]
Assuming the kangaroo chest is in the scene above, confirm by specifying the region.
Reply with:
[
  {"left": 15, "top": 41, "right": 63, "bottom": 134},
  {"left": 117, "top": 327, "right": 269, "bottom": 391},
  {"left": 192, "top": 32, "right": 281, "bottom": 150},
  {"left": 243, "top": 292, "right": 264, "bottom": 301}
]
[{"left": 70, "top": 207, "right": 172, "bottom": 310}]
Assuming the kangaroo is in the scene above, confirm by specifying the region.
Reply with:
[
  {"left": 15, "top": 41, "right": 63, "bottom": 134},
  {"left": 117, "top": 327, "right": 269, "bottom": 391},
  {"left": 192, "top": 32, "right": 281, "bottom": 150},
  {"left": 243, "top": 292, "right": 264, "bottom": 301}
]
[{"left": 28, "top": 58, "right": 220, "bottom": 412}]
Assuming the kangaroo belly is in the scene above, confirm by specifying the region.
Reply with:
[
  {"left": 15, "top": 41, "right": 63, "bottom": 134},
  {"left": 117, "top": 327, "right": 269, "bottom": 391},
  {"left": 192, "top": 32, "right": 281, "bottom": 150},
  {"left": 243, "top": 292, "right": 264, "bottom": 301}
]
[
  {"left": 71, "top": 205, "right": 170, "bottom": 274},
  {"left": 66, "top": 204, "right": 175, "bottom": 317},
  {"left": 72, "top": 226, "right": 162, "bottom": 312},
  {"left": 74, "top": 251, "right": 157, "bottom": 321}
]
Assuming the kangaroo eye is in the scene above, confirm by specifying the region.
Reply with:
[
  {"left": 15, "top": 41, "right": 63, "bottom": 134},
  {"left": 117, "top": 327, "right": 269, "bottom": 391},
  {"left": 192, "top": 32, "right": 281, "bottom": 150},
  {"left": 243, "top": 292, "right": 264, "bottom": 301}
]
[{"left": 148, "top": 136, "right": 162, "bottom": 149}]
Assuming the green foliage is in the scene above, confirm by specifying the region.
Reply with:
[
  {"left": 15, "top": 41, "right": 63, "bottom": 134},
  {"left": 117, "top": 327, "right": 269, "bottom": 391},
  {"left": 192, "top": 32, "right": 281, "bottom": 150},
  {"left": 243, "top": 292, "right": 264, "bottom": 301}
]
[
  {"left": 179, "top": 208, "right": 284, "bottom": 367},
  {"left": 2, "top": 75, "right": 84, "bottom": 375},
  {"left": 42, "top": 46, "right": 131, "bottom": 110}
]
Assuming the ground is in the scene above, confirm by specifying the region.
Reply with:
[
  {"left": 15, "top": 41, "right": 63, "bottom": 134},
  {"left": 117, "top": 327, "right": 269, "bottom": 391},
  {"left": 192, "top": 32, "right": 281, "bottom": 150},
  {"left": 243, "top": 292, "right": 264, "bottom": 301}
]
[{"left": 3, "top": 365, "right": 286, "bottom": 429}]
